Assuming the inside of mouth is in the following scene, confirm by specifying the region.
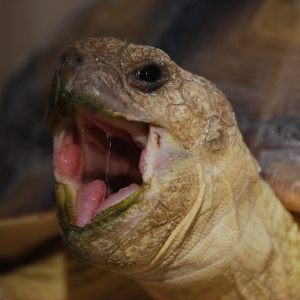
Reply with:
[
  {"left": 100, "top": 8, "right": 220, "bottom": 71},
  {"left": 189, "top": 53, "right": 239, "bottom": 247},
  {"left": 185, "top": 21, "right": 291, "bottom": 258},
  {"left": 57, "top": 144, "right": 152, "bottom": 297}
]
[{"left": 54, "top": 116, "right": 147, "bottom": 227}]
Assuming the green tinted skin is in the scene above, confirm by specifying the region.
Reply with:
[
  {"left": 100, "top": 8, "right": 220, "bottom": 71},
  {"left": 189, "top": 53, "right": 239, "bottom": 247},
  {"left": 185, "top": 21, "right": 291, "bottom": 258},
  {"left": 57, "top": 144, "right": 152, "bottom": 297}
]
[
  {"left": 47, "top": 37, "right": 300, "bottom": 299},
  {"left": 56, "top": 182, "right": 145, "bottom": 243}
]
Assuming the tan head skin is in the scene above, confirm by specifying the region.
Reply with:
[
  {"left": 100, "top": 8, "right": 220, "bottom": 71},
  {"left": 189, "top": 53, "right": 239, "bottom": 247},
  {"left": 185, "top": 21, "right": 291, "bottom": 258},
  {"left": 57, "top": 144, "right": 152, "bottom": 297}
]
[{"left": 46, "top": 37, "right": 300, "bottom": 299}]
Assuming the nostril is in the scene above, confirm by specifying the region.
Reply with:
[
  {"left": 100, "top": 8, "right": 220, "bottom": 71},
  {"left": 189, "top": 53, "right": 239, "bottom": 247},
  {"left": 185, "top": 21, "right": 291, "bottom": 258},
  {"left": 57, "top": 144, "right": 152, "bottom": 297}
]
[{"left": 58, "top": 51, "right": 85, "bottom": 67}]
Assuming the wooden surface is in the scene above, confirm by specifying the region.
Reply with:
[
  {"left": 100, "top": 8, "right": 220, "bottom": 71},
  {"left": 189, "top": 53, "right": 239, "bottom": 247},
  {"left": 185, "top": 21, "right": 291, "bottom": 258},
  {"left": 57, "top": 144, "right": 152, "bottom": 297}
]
[{"left": 0, "top": 0, "right": 299, "bottom": 299}]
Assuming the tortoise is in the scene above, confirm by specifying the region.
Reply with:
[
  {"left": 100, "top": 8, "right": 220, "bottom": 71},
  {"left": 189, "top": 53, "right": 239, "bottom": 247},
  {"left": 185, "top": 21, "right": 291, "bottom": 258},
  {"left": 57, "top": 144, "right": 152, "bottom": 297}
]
[
  {"left": 45, "top": 36, "right": 300, "bottom": 299},
  {"left": 0, "top": 0, "right": 299, "bottom": 299}
]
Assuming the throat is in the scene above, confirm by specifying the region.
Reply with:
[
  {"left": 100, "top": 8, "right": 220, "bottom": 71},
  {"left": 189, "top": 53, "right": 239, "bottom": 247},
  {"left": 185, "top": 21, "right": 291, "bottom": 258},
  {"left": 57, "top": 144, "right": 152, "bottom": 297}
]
[
  {"left": 135, "top": 181, "right": 300, "bottom": 300},
  {"left": 129, "top": 144, "right": 300, "bottom": 299}
]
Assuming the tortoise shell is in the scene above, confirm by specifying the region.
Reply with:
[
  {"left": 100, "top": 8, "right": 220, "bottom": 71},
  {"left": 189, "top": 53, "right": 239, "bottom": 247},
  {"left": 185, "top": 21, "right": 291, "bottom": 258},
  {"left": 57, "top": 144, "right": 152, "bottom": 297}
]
[{"left": 0, "top": 0, "right": 299, "bottom": 299}]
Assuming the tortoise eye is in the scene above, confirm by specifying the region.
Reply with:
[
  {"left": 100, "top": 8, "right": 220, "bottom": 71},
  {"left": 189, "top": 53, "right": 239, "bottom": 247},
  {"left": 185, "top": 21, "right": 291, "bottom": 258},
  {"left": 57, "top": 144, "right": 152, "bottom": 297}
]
[
  {"left": 129, "top": 63, "right": 168, "bottom": 93},
  {"left": 134, "top": 65, "right": 162, "bottom": 83}
]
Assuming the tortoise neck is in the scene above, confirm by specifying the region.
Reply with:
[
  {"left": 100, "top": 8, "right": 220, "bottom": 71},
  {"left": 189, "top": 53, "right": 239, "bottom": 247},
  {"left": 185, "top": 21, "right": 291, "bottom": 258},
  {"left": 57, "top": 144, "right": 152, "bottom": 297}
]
[{"left": 133, "top": 137, "right": 300, "bottom": 299}]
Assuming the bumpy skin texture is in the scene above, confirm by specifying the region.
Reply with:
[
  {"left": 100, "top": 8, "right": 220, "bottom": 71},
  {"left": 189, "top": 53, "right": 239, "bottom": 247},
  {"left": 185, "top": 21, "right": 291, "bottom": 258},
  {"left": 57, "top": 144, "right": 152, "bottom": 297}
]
[{"left": 46, "top": 38, "right": 300, "bottom": 299}]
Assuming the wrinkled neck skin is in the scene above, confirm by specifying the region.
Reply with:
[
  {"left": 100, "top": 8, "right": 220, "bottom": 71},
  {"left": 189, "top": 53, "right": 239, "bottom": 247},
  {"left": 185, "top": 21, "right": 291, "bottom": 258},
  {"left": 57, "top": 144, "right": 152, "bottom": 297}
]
[{"left": 129, "top": 134, "right": 300, "bottom": 300}]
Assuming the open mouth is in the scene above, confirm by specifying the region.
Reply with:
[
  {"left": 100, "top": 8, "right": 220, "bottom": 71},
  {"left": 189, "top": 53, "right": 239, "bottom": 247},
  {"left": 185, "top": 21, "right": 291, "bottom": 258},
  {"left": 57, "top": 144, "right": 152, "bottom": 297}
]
[{"left": 53, "top": 111, "right": 150, "bottom": 227}]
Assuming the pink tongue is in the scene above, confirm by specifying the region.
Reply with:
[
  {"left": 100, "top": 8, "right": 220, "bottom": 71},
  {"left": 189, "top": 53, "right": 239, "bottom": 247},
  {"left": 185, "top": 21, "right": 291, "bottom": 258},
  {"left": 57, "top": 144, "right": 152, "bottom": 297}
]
[
  {"left": 76, "top": 181, "right": 140, "bottom": 227},
  {"left": 76, "top": 180, "right": 105, "bottom": 227}
]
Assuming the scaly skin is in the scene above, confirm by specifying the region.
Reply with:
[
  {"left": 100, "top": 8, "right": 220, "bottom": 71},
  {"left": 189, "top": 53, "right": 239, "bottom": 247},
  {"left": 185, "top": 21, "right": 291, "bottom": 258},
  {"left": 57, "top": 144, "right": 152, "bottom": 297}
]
[{"left": 46, "top": 37, "right": 300, "bottom": 299}]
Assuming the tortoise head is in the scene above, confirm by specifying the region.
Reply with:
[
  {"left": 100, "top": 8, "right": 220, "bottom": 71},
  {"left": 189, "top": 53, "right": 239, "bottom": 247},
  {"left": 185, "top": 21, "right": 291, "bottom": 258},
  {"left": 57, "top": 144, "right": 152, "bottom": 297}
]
[{"left": 45, "top": 37, "right": 258, "bottom": 276}]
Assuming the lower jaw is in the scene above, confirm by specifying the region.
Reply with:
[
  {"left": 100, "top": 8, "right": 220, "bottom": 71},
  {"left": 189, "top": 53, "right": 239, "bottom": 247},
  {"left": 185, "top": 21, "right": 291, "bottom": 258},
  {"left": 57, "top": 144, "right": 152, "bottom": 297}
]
[
  {"left": 76, "top": 180, "right": 141, "bottom": 227},
  {"left": 56, "top": 181, "right": 145, "bottom": 230}
]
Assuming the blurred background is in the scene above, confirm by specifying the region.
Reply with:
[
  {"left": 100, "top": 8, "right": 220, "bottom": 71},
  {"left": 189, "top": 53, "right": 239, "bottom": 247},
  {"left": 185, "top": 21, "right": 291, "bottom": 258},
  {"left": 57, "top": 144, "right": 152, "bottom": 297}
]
[
  {"left": 0, "top": 0, "right": 91, "bottom": 97},
  {"left": 0, "top": 0, "right": 299, "bottom": 299}
]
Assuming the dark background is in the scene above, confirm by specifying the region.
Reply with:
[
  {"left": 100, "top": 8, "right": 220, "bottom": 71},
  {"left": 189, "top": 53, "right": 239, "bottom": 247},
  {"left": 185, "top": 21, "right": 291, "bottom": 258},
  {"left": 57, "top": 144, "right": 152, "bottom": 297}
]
[{"left": 0, "top": 0, "right": 90, "bottom": 97}]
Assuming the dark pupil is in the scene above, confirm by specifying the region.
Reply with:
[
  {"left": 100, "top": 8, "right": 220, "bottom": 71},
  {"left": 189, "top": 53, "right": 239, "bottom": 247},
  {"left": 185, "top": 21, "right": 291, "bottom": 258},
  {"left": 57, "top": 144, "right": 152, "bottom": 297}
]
[{"left": 137, "top": 65, "right": 161, "bottom": 83}]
